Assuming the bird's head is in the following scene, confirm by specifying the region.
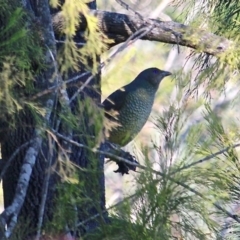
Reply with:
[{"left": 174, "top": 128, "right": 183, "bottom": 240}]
[{"left": 137, "top": 67, "right": 171, "bottom": 88}]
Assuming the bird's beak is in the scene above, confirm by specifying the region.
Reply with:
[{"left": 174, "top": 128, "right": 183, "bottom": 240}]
[{"left": 163, "top": 71, "right": 172, "bottom": 77}]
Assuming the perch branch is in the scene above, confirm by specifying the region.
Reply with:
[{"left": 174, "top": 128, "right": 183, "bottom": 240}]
[{"left": 52, "top": 10, "right": 233, "bottom": 56}]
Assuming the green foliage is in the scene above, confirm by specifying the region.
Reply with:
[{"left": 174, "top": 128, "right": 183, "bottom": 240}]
[
  {"left": 0, "top": 2, "right": 44, "bottom": 124},
  {"left": 50, "top": 181, "right": 83, "bottom": 232},
  {"left": 49, "top": 156, "right": 104, "bottom": 235},
  {"left": 213, "top": 1, "right": 240, "bottom": 36},
  {"left": 51, "top": 0, "right": 109, "bottom": 74}
]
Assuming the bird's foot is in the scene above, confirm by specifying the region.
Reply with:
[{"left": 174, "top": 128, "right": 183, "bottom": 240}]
[
  {"left": 104, "top": 141, "right": 139, "bottom": 175},
  {"left": 114, "top": 152, "right": 138, "bottom": 175}
]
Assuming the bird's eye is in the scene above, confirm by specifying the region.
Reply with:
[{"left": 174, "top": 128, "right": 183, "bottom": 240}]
[{"left": 153, "top": 69, "right": 158, "bottom": 74}]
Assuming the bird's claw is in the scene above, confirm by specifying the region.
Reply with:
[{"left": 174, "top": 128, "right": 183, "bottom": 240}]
[{"left": 114, "top": 152, "right": 139, "bottom": 175}]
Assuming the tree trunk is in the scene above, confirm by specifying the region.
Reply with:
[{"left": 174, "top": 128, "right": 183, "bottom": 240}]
[{"left": 1, "top": 0, "right": 107, "bottom": 237}]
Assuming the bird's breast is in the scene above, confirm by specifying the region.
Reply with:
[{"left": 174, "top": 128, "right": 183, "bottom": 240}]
[
  {"left": 109, "top": 87, "right": 156, "bottom": 146},
  {"left": 120, "top": 88, "right": 154, "bottom": 127}
]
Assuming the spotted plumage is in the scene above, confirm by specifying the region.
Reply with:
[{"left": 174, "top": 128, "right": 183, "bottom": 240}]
[{"left": 103, "top": 68, "right": 171, "bottom": 146}]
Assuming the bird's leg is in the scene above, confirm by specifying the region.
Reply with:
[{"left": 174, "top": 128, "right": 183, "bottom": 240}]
[{"left": 104, "top": 141, "right": 139, "bottom": 175}]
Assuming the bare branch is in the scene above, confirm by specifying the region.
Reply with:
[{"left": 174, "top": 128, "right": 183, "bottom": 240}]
[
  {"left": 0, "top": 133, "right": 43, "bottom": 238},
  {"left": 36, "top": 135, "right": 54, "bottom": 240},
  {"left": 51, "top": 130, "right": 139, "bottom": 170},
  {"left": 0, "top": 140, "right": 34, "bottom": 182},
  {"left": 52, "top": 10, "right": 233, "bottom": 56}
]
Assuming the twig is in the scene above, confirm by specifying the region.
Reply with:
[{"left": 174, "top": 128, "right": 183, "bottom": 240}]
[
  {"left": 115, "top": 0, "right": 181, "bottom": 44},
  {"left": 36, "top": 47, "right": 63, "bottom": 240},
  {"left": 30, "top": 71, "right": 91, "bottom": 100},
  {"left": 162, "top": 174, "right": 240, "bottom": 223},
  {"left": 56, "top": 40, "right": 85, "bottom": 46},
  {"left": 76, "top": 188, "right": 139, "bottom": 228},
  {"left": 115, "top": 0, "right": 145, "bottom": 21},
  {"left": 51, "top": 131, "right": 139, "bottom": 169},
  {"left": 36, "top": 135, "right": 54, "bottom": 240},
  {"left": 172, "top": 143, "right": 240, "bottom": 174}
]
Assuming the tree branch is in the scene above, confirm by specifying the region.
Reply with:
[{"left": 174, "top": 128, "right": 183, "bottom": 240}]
[
  {"left": 0, "top": 133, "right": 43, "bottom": 238},
  {"left": 52, "top": 10, "right": 233, "bottom": 56}
]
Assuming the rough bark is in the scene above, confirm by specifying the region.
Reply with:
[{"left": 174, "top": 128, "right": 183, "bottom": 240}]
[
  {"left": 0, "top": 0, "right": 107, "bottom": 238},
  {"left": 1, "top": 0, "right": 59, "bottom": 236},
  {"left": 52, "top": 10, "right": 233, "bottom": 56}
]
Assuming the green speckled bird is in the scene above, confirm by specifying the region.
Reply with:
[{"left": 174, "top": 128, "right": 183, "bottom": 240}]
[{"left": 103, "top": 67, "right": 171, "bottom": 146}]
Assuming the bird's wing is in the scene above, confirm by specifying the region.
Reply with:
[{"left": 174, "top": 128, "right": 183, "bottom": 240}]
[{"left": 103, "top": 86, "right": 128, "bottom": 118}]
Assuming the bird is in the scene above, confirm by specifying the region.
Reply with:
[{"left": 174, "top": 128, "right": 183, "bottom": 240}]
[{"left": 103, "top": 67, "right": 171, "bottom": 147}]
